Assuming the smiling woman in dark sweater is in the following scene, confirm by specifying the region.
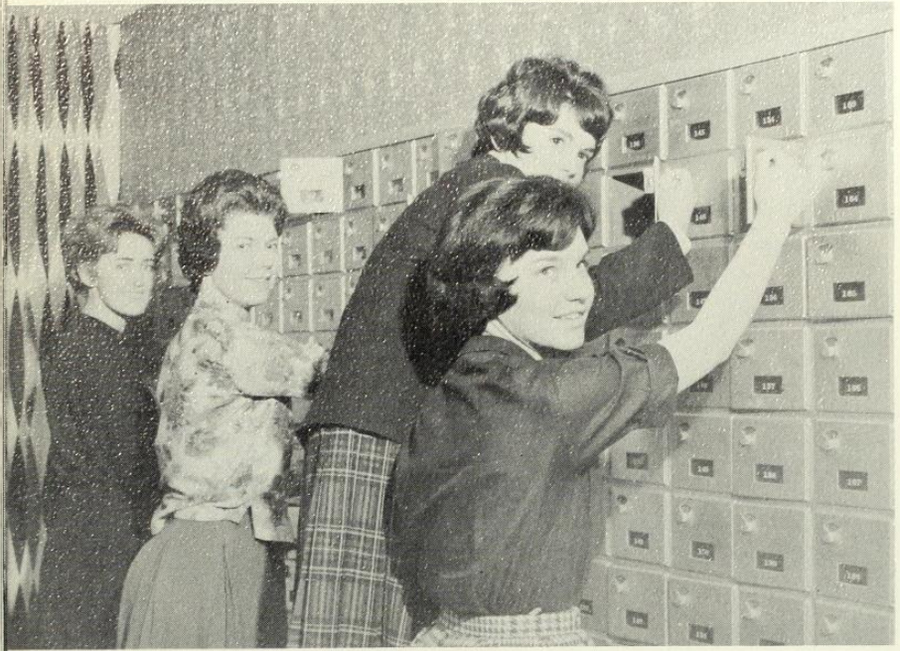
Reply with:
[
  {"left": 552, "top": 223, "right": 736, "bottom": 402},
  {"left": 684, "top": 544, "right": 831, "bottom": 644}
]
[{"left": 35, "top": 206, "right": 162, "bottom": 649}]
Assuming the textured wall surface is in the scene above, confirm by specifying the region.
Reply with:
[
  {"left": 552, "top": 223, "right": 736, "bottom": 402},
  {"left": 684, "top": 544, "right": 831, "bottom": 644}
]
[{"left": 117, "top": 2, "right": 892, "bottom": 200}]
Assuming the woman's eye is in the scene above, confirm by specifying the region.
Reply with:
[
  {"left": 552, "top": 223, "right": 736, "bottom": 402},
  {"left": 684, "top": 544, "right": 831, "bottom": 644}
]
[
  {"left": 236, "top": 242, "right": 250, "bottom": 250},
  {"left": 551, "top": 137, "right": 565, "bottom": 145},
  {"left": 539, "top": 266, "right": 556, "bottom": 276},
  {"left": 266, "top": 242, "right": 278, "bottom": 251}
]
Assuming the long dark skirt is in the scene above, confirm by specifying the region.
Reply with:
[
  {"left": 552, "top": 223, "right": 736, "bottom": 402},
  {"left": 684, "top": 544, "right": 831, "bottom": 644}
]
[
  {"left": 33, "top": 494, "right": 147, "bottom": 649},
  {"left": 117, "top": 515, "right": 287, "bottom": 648}
]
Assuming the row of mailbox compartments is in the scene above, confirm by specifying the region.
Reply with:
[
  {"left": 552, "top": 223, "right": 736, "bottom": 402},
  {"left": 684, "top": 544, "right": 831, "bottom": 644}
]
[
  {"left": 593, "top": 32, "right": 892, "bottom": 168},
  {"left": 643, "top": 319, "right": 892, "bottom": 415},
  {"left": 598, "top": 489, "right": 893, "bottom": 607},
  {"left": 279, "top": 31, "right": 892, "bottom": 215},
  {"left": 603, "top": 411, "right": 893, "bottom": 510},
  {"left": 653, "top": 225, "right": 893, "bottom": 324},
  {"left": 279, "top": 128, "right": 474, "bottom": 213},
  {"left": 255, "top": 282, "right": 894, "bottom": 416},
  {"left": 273, "top": 222, "right": 894, "bottom": 329},
  {"left": 585, "top": 123, "right": 893, "bottom": 246},
  {"left": 279, "top": 127, "right": 892, "bottom": 276},
  {"left": 580, "top": 559, "right": 893, "bottom": 646}
]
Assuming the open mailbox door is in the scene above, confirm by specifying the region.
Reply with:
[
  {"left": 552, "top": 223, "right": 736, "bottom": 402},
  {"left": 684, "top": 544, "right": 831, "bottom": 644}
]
[
  {"left": 743, "top": 136, "right": 808, "bottom": 230},
  {"left": 601, "top": 157, "right": 661, "bottom": 248}
]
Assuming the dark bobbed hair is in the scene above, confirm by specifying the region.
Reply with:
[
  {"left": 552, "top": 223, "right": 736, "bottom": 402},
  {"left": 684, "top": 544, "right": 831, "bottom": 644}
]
[
  {"left": 62, "top": 205, "right": 162, "bottom": 291},
  {"left": 426, "top": 175, "right": 595, "bottom": 340},
  {"left": 472, "top": 57, "right": 614, "bottom": 158},
  {"left": 178, "top": 169, "right": 287, "bottom": 288}
]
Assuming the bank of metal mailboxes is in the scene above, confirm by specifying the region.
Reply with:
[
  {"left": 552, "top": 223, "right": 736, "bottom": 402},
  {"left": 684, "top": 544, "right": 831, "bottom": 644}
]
[
  {"left": 668, "top": 576, "right": 734, "bottom": 646},
  {"left": 730, "top": 323, "right": 812, "bottom": 411},
  {"left": 814, "top": 598, "right": 894, "bottom": 645},
  {"left": 378, "top": 141, "right": 413, "bottom": 206},
  {"left": 607, "top": 482, "right": 668, "bottom": 565},
  {"left": 609, "top": 427, "right": 667, "bottom": 485},
  {"left": 813, "top": 508, "right": 893, "bottom": 606},
  {"left": 341, "top": 209, "right": 375, "bottom": 270},
  {"left": 807, "top": 126, "right": 892, "bottom": 226},
  {"left": 607, "top": 563, "right": 667, "bottom": 644},
  {"left": 668, "top": 239, "right": 729, "bottom": 324},
  {"left": 806, "top": 33, "right": 892, "bottom": 135},
  {"left": 282, "top": 220, "right": 311, "bottom": 276},
  {"left": 580, "top": 558, "right": 609, "bottom": 639},
  {"left": 670, "top": 493, "right": 733, "bottom": 578},
  {"left": 678, "top": 359, "right": 732, "bottom": 410},
  {"left": 732, "top": 500, "right": 809, "bottom": 591},
  {"left": 343, "top": 150, "right": 375, "bottom": 210},
  {"left": 310, "top": 215, "right": 343, "bottom": 274},
  {"left": 413, "top": 135, "right": 439, "bottom": 195},
  {"left": 813, "top": 417, "right": 893, "bottom": 510},
  {"left": 603, "top": 87, "right": 663, "bottom": 168},
  {"left": 734, "top": 54, "right": 804, "bottom": 143},
  {"left": 282, "top": 276, "right": 311, "bottom": 333},
  {"left": 811, "top": 320, "right": 892, "bottom": 414},
  {"left": 731, "top": 414, "right": 809, "bottom": 501},
  {"left": 738, "top": 587, "right": 811, "bottom": 645},
  {"left": 668, "top": 412, "right": 732, "bottom": 494},
  {"left": 666, "top": 71, "right": 733, "bottom": 159},
  {"left": 806, "top": 225, "right": 893, "bottom": 320},
  {"left": 731, "top": 234, "right": 806, "bottom": 321}
]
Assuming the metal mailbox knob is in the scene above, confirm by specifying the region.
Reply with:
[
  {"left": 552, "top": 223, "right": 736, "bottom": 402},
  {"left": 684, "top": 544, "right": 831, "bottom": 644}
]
[
  {"left": 739, "top": 426, "right": 757, "bottom": 447},
  {"left": 742, "top": 600, "right": 762, "bottom": 620},
  {"left": 735, "top": 338, "right": 755, "bottom": 358},
  {"left": 671, "top": 588, "right": 690, "bottom": 607},
  {"left": 821, "top": 521, "right": 842, "bottom": 544},
  {"left": 740, "top": 513, "right": 758, "bottom": 534},
  {"left": 671, "top": 88, "right": 690, "bottom": 110},
  {"left": 814, "top": 241, "right": 834, "bottom": 264},
  {"left": 821, "top": 615, "right": 839, "bottom": 636},
  {"left": 821, "top": 335, "right": 839, "bottom": 359},
  {"left": 816, "top": 56, "right": 835, "bottom": 79},
  {"left": 740, "top": 74, "right": 756, "bottom": 95},
  {"left": 818, "top": 429, "right": 840, "bottom": 452}
]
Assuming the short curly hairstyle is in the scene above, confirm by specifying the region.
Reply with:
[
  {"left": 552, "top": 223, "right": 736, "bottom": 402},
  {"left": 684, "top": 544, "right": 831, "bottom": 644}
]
[
  {"left": 62, "top": 205, "right": 162, "bottom": 291},
  {"left": 426, "top": 175, "right": 595, "bottom": 341},
  {"left": 472, "top": 57, "right": 614, "bottom": 158},
  {"left": 178, "top": 169, "right": 287, "bottom": 288}
]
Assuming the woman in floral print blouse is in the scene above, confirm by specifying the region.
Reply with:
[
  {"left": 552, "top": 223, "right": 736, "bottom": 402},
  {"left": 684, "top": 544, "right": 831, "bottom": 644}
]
[{"left": 118, "top": 169, "right": 324, "bottom": 649}]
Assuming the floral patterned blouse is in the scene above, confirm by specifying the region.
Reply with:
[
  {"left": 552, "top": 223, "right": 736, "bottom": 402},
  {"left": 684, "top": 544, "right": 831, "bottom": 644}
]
[{"left": 151, "top": 277, "right": 323, "bottom": 542}]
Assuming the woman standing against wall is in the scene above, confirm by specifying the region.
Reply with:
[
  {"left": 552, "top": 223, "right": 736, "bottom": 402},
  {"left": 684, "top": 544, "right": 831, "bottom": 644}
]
[{"left": 35, "top": 206, "right": 163, "bottom": 649}]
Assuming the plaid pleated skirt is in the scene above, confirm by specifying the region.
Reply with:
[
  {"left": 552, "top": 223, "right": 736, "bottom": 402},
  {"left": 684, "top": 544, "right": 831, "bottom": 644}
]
[
  {"left": 288, "top": 427, "right": 411, "bottom": 647},
  {"left": 411, "top": 607, "right": 592, "bottom": 647}
]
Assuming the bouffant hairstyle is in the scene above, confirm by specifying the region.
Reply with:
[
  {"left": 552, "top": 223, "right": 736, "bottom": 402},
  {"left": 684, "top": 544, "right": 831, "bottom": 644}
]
[
  {"left": 472, "top": 57, "right": 614, "bottom": 158},
  {"left": 62, "top": 205, "right": 161, "bottom": 291},
  {"left": 178, "top": 169, "right": 287, "bottom": 288},
  {"left": 425, "top": 175, "right": 595, "bottom": 341}
]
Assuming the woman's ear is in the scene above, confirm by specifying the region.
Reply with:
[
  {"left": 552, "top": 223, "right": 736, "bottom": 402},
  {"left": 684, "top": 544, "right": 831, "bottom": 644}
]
[{"left": 76, "top": 261, "right": 97, "bottom": 288}]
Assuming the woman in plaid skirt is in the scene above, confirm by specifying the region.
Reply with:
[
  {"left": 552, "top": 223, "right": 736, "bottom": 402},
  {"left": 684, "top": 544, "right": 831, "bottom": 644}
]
[{"left": 395, "top": 149, "right": 816, "bottom": 646}]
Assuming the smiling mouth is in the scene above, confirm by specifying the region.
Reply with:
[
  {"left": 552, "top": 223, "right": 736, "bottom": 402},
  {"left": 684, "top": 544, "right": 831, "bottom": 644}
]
[{"left": 555, "top": 311, "right": 586, "bottom": 321}]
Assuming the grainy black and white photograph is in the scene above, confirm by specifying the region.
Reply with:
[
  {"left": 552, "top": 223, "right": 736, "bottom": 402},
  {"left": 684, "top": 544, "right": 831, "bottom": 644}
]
[{"left": 2, "top": 0, "right": 895, "bottom": 648}]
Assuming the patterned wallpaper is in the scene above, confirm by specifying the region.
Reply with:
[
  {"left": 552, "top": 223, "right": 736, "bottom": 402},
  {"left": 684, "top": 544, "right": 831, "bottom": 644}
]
[{"left": 4, "top": 12, "right": 123, "bottom": 642}]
